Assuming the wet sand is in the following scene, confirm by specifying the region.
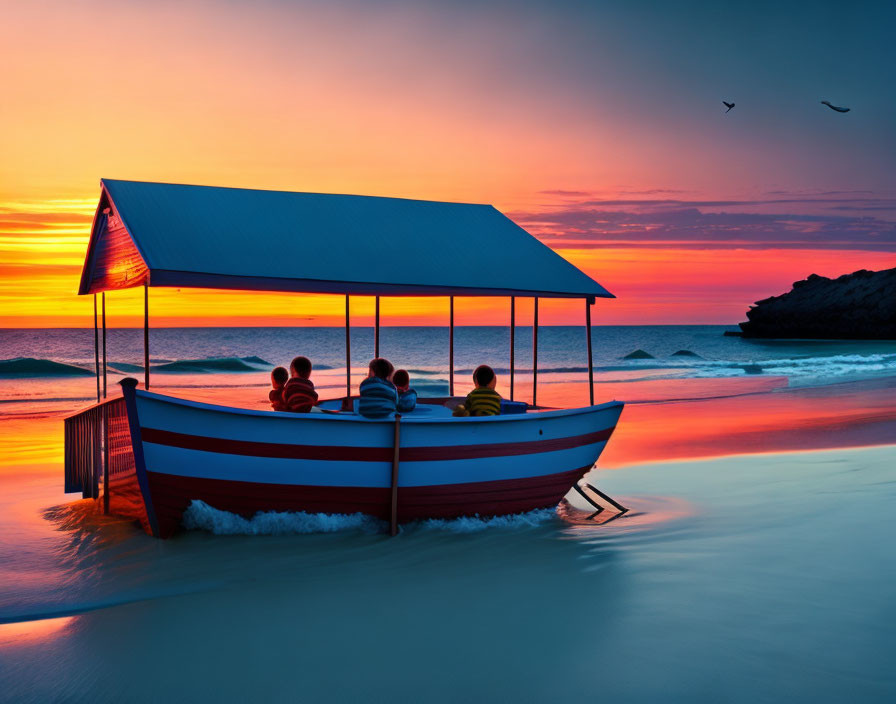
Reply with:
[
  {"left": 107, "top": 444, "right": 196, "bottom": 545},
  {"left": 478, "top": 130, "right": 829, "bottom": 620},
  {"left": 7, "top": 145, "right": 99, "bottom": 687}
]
[{"left": 1, "top": 445, "right": 894, "bottom": 702}]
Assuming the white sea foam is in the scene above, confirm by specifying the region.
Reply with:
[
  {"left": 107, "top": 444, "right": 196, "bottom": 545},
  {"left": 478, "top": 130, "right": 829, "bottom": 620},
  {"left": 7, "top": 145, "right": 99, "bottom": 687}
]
[
  {"left": 182, "top": 500, "right": 557, "bottom": 536},
  {"left": 415, "top": 508, "right": 558, "bottom": 533},
  {"left": 182, "top": 500, "right": 383, "bottom": 535},
  {"left": 621, "top": 352, "right": 896, "bottom": 383}
]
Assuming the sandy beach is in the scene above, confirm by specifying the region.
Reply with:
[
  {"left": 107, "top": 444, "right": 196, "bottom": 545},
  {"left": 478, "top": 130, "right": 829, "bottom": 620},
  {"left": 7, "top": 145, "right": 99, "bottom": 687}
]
[{"left": 2, "top": 441, "right": 894, "bottom": 702}]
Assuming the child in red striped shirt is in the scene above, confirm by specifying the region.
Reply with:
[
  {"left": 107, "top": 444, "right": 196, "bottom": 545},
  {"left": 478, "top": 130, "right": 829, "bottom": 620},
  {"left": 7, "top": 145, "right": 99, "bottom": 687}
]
[
  {"left": 269, "top": 366, "right": 289, "bottom": 411},
  {"left": 282, "top": 356, "right": 319, "bottom": 413}
]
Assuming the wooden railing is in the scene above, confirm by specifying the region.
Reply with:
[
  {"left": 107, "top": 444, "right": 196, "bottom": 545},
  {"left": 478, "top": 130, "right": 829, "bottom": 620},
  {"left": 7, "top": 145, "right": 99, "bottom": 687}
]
[{"left": 64, "top": 396, "right": 136, "bottom": 508}]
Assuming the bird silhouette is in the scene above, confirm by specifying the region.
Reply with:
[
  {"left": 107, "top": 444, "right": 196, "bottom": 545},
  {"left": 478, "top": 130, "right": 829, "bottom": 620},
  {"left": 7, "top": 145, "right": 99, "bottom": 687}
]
[
  {"left": 821, "top": 100, "right": 850, "bottom": 113},
  {"left": 723, "top": 101, "right": 735, "bottom": 112}
]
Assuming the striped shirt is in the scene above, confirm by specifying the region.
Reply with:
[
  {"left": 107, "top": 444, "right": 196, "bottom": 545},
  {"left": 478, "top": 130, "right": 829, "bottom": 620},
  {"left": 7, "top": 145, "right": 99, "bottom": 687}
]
[
  {"left": 282, "top": 377, "right": 318, "bottom": 413},
  {"left": 464, "top": 387, "right": 502, "bottom": 416},
  {"left": 396, "top": 388, "right": 417, "bottom": 413},
  {"left": 359, "top": 376, "right": 398, "bottom": 418}
]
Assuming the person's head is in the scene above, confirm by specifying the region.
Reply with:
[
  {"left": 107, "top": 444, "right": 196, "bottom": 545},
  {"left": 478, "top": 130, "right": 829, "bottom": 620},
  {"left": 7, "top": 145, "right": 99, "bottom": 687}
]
[
  {"left": 368, "top": 357, "right": 394, "bottom": 380},
  {"left": 290, "top": 356, "right": 312, "bottom": 379},
  {"left": 473, "top": 364, "right": 496, "bottom": 389},
  {"left": 271, "top": 366, "right": 289, "bottom": 389},
  {"left": 392, "top": 369, "right": 409, "bottom": 391}
]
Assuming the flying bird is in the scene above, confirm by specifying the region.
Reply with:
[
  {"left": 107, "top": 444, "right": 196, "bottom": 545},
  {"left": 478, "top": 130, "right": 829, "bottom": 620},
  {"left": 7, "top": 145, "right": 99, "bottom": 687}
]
[
  {"left": 723, "top": 101, "right": 735, "bottom": 112},
  {"left": 821, "top": 100, "right": 850, "bottom": 113}
]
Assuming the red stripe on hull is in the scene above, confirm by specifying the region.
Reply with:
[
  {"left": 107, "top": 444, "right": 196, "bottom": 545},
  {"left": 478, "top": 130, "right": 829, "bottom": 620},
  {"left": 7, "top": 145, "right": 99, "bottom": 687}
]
[
  {"left": 146, "top": 466, "right": 594, "bottom": 538},
  {"left": 140, "top": 427, "right": 615, "bottom": 462}
]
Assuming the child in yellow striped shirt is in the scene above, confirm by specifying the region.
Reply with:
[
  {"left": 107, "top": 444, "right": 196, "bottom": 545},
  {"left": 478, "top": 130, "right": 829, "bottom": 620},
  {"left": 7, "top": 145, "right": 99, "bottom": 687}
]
[{"left": 454, "top": 364, "right": 502, "bottom": 416}]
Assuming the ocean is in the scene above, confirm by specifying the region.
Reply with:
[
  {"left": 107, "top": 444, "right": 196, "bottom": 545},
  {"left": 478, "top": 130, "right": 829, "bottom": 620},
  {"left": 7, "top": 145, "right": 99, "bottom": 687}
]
[
  {"left": 4, "top": 325, "right": 896, "bottom": 415},
  {"left": 1, "top": 326, "right": 895, "bottom": 702}
]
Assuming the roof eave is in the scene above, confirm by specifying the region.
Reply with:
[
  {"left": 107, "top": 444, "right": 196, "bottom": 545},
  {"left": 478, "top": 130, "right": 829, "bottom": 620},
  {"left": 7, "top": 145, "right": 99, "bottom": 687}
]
[{"left": 145, "top": 269, "right": 613, "bottom": 298}]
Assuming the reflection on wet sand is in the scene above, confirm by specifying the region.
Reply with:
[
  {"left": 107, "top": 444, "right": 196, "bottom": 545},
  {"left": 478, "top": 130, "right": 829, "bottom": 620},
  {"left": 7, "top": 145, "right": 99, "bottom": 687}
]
[
  {"left": 42, "top": 500, "right": 140, "bottom": 551},
  {"left": 0, "top": 616, "right": 76, "bottom": 648},
  {"left": 598, "top": 376, "right": 896, "bottom": 468},
  {"left": 558, "top": 495, "right": 693, "bottom": 531}
]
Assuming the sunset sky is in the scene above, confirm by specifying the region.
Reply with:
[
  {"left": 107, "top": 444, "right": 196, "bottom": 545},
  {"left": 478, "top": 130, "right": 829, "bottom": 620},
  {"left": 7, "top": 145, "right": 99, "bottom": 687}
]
[{"left": 2, "top": 0, "right": 894, "bottom": 327}]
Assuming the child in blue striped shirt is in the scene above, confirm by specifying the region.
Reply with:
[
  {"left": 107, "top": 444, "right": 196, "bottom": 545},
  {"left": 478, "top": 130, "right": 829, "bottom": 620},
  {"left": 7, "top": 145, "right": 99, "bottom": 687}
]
[
  {"left": 392, "top": 369, "right": 417, "bottom": 413},
  {"left": 359, "top": 358, "right": 397, "bottom": 418}
]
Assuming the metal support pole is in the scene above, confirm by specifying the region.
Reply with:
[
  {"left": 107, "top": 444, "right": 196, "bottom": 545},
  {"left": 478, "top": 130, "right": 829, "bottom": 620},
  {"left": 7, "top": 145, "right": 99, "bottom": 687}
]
[
  {"left": 93, "top": 294, "right": 100, "bottom": 402},
  {"left": 345, "top": 295, "right": 351, "bottom": 397},
  {"left": 586, "top": 298, "right": 594, "bottom": 405},
  {"left": 390, "top": 414, "right": 402, "bottom": 537},
  {"left": 449, "top": 296, "right": 455, "bottom": 397},
  {"left": 510, "top": 296, "right": 515, "bottom": 401},
  {"left": 532, "top": 297, "right": 538, "bottom": 407},
  {"left": 101, "top": 292, "right": 107, "bottom": 398},
  {"left": 574, "top": 481, "right": 629, "bottom": 515},
  {"left": 374, "top": 296, "right": 381, "bottom": 358},
  {"left": 144, "top": 285, "right": 150, "bottom": 390}
]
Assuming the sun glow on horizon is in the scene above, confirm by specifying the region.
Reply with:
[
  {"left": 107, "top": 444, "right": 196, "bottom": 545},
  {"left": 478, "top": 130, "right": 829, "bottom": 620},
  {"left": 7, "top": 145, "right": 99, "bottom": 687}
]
[{"left": 1, "top": 191, "right": 892, "bottom": 330}]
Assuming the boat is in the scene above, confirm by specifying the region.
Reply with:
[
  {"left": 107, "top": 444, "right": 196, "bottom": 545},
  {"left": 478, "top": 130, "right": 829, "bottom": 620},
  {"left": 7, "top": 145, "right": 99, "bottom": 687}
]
[{"left": 64, "top": 179, "right": 624, "bottom": 538}]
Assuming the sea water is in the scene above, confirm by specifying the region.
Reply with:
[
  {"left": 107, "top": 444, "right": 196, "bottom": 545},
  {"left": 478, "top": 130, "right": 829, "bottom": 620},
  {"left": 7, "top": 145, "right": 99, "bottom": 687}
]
[
  {"left": 3, "top": 325, "right": 896, "bottom": 411},
  {"left": 1, "top": 326, "right": 895, "bottom": 701}
]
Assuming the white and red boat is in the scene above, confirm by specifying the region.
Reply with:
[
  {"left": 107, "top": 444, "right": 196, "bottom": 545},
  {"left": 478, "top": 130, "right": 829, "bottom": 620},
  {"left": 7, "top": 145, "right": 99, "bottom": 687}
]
[{"left": 64, "top": 179, "right": 624, "bottom": 538}]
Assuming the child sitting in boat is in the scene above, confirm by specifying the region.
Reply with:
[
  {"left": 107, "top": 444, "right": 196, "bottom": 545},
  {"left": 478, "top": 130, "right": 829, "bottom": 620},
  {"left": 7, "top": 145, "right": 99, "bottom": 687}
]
[
  {"left": 453, "top": 364, "right": 502, "bottom": 416},
  {"left": 359, "top": 357, "right": 397, "bottom": 417},
  {"left": 282, "top": 356, "right": 319, "bottom": 413},
  {"left": 269, "top": 366, "right": 289, "bottom": 411},
  {"left": 392, "top": 369, "right": 417, "bottom": 413}
]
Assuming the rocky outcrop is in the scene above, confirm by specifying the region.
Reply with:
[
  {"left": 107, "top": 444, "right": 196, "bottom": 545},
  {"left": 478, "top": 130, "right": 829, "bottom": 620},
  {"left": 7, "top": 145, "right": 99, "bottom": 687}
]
[{"left": 737, "top": 267, "right": 896, "bottom": 339}]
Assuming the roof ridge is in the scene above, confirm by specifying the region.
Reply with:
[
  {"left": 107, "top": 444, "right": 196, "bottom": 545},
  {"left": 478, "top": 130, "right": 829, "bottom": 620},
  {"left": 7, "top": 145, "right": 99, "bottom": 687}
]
[{"left": 101, "top": 178, "right": 492, "bottom": 209}]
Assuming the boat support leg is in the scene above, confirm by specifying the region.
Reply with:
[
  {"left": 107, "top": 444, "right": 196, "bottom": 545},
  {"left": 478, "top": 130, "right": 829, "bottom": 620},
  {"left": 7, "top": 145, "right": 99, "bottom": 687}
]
[{"left": 573, "top": 481, "right": 628, "bottom": 515}]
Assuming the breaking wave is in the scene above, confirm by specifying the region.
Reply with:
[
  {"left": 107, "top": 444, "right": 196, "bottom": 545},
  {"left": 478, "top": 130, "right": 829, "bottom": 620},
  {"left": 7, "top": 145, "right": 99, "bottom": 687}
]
[
  {"left": 107, "top": 362, "right": 145, "bottom": 373},
  {"left": 151, "top": 356, "right": 272, "bottom": 373},
  {"left": 0, "top": 355, "right": 281, "bottom": 378},
  {"left": 0, "top": 357, "right": 94, "bottom": 377},
  {"left": 182, "top": 500, "right": 558, "bottom": 536},
  {"left": 241, "top": 356, "right": 271, "bottom": 365},
  {"left": 686, "top": 352, "right": 896, "bottom": 382},
  {"left": 601, "top": 351, "right": 896, "bottom": 383}
]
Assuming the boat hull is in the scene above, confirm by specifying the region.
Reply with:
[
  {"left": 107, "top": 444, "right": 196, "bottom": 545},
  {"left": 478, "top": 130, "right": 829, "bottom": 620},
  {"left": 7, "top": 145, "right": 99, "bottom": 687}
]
[
  {"left": 120, "top": 386, "right": 624, "bottom": 537},
  {"left": 146, "top": 465, "right": 593, "bottom": 535}
]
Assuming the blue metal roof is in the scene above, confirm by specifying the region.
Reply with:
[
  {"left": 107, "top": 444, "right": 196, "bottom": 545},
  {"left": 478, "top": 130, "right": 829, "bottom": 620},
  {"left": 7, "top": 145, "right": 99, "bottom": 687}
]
[{"left": 80, "top": 179, "right": 613, "bottom": 299}]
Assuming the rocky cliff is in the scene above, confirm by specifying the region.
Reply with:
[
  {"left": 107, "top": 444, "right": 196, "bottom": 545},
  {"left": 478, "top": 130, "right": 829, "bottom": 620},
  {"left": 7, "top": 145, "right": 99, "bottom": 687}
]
[{"left": 736, "top": 267, "right": 896, "bottom": 339}]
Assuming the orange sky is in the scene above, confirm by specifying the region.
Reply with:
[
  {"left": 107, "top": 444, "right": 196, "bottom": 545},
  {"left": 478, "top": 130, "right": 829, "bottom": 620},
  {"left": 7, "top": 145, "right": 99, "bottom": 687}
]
[
  {"left": 2, "top": 194, "right": 889, "bottom": 327},
  {"left": 1, "top": 1, "right": 893, "bottom": 328}
]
